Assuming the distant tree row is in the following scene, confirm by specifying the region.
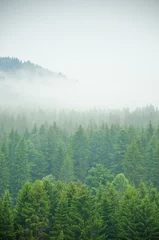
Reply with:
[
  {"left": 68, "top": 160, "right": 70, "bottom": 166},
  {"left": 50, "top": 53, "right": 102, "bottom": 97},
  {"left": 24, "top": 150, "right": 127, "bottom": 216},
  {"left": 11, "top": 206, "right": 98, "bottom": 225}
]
[{"left": 0, "top": 104, "right": 159, "bottom": 139}]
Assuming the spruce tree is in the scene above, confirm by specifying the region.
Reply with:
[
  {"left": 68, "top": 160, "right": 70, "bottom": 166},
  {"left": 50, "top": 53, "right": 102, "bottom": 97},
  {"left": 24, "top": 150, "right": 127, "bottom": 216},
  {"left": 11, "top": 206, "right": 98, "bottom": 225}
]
[
  {"left": 15, "top": 180, "right": 50, "bottom": 239},
  {"left": 0, "top": 151, "right": 9, "bottom": 196},
  {"left": 0, "top": 190, "right": 14, "bottom": 239}
]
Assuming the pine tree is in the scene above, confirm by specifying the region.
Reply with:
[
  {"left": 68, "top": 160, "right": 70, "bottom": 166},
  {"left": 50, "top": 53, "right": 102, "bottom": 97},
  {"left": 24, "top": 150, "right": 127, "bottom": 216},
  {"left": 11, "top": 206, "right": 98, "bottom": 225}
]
[
  {"left": 123, "top": 139, "right": 144, "bottom": 187},
  {"left": 0, "top": 190, "right": 14, "bottom": 239},
  {"left": 146, "top": 121, "right": 154, "bottom": 142},
  {"left": 111, "top": 129, "right": 129, "bottom": 175},
  {"left": 99, "top": 184, "right": 119, "bottom": 239},
  {"left": 10, "top": 136, "right": 30, "bottom": 198},
  {"left": 118, "top": 185, "right": 159, "bottom": 239},
  {"left": 60, "top": 154, "right": 74, "bottom": 183},
  {"left": 51, "top": 189, "right": 69, "bottom": 240},
  {"left": 27, "top": 139, "right": 47, "bottom": 181},
  {"left": 52, "top": 143, "right": 66, "bottom": 180},
  {"left": 67, "top": 182, "right": 103, "bottom": 239},
  {"left": 118, "top": 185, "right": 138, "bottom": 239},
  {"left": 151, "top": 141, "right": 159, "bottom": 190},
  {"left": 0, "top": 151, "right": 9, "bottom": 196},
  {"left": 146, "top": 135, "right": 156, "bottom": 186},
  {"left": 71, "top": 125, "right": 89, "bottom": 181},
  {"left": 15, "top": 180, "right": 50, "bottom": 239}
]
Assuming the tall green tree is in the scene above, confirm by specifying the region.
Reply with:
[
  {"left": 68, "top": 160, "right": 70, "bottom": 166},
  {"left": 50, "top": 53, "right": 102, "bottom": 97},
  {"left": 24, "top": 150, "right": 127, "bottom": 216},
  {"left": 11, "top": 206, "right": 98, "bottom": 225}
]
[
  {"left": 0, "top": 190, "right": 14, "bottom": 239},
  {"left": 15, "top": 180, "right": 50, "bottom": 240},
  {"left": 123, "top": 139, "right": 144, "bottom": 187},
  {"left": 60, "top": 154, "right": 74, "bottom": 183},
  {"left": 151, "top": 140, "right": 159, "bottom": 190},
  {"left": 111, "top": 129, "right": 129, "bottom": 175},
  {"left": 71, "top": 125, "right": 89, "bottom": 181},
  {"left": 0, "top": 151, "right": 9, "bottom": 196},
  {"left": 10, "top": 136, "right": 30, "bottom": 198},
  {"left": 118, "top": 185, "right": 159, "bottom": 239}
]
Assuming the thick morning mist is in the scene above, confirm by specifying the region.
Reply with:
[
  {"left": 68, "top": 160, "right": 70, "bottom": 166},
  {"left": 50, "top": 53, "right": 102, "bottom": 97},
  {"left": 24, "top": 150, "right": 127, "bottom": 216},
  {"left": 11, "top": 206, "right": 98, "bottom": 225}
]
[{"left": 0, "top": 0, "right": 159, "bottom": 110}]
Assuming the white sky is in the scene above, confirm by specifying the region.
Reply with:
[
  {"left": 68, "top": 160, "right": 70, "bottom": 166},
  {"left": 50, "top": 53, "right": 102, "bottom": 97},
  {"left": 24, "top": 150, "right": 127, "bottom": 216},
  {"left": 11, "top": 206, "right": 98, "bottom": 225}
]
[{"left": 0, "top": 0, "right": 159, "bottom": 109}]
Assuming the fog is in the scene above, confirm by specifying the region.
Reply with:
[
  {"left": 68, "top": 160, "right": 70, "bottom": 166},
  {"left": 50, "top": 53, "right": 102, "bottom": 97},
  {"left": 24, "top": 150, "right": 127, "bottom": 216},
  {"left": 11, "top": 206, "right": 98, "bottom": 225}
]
[
  {"left": 1, "top": 72, "right": 159, "bottom": 110},
  {"left": 0, "top": 0, "right": 159, "bottom": 110}
]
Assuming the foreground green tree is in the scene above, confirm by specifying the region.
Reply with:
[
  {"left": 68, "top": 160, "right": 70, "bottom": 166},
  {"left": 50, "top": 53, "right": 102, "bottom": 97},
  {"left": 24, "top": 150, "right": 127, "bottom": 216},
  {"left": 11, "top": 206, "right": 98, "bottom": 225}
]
[
  {"left": 118, "top": 185, "right": 159, "bottom": 239},
  {"left": 0, "top": 190, "right": 14, "bottom": 239},
  {"left": 99, "top": 184, "right": 119, "bottom": 239},
  {"left": 67, "top": 182, "right": 103, "bottom": 240},
  {"left": 14, "top": 180, "right": 50, "bottom": 239}
]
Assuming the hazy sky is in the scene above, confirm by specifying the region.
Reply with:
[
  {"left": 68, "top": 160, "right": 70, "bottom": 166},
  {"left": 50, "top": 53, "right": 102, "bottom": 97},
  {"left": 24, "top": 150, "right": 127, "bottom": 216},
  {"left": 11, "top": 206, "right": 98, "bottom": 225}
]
[{"left": 0, "top": 0, "right": 159, "bottom": 109}]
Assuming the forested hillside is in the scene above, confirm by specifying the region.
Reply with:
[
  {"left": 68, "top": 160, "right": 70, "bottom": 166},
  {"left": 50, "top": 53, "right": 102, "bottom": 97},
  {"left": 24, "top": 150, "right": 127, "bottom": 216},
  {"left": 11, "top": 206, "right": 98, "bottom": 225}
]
[
  {"left": 1, "top": 107, "right": 159, "bottom": 239},
  {"left": 0, "top": 57, "right": 67, "bottom": 80}
]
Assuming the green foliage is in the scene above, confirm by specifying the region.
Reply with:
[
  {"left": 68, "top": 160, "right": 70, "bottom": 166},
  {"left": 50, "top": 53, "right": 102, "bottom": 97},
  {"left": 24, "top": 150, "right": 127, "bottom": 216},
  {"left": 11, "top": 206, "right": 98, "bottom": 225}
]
[
  {"left": 118, "top": 185, "right": 159, "bottom": 239},
  {"left": 0, "top": 151, "right": 9, "bottom": 196},
  {"left": 14, "top": 180, "right": 50, "bottom": 239},
  {"left": 10, "top": 136, "right": 30, "bottom": 198},
  {"left": 0, "top": 190, "right": 14, "bottom": 239},
  {"left": 60, "top": 154, "right": 74, "bottom": 183},
  {"left": 86, "top": 164, "right": 113, "bottom": 190},
  {"left": 123, "top": 139, "right": 144, "bottom": 187},
  {"left": 112, "top": 173, "right": 129, "bottom": 198},
  {"left": 1, "top": 108, "right": 159, "bottom": 238},
  {"left": 71, "top": 125, "right": 89, "bottom": 181},
  {"left": 99, "top": 184, "right": 119, "bottom": 239}
]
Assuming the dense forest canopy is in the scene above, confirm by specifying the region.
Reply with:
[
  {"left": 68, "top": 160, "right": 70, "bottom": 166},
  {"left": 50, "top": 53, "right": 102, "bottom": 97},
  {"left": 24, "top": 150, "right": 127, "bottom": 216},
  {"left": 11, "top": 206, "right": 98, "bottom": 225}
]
[{"left": 1, "top": 105, "right": 159, "bottom": 239}]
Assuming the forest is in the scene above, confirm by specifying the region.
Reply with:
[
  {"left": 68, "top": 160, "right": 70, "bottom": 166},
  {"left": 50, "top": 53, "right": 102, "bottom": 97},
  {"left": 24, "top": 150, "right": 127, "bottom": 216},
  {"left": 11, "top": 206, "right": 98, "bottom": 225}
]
[{"left": 1, "top": 105, "right": 159, "bottom": 239}]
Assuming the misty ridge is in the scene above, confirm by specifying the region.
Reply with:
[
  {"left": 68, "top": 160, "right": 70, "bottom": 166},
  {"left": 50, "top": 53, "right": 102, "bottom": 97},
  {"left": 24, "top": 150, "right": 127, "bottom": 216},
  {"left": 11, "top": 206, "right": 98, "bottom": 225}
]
[
  {"left": 0, "top": 57, "right": 158, "bottom": 111},
  {"left": 0, "top": 57, "right": 81, "bottom": 109},
  {"left": 0, "top": 57, "right": 142, "bottom": 110}
]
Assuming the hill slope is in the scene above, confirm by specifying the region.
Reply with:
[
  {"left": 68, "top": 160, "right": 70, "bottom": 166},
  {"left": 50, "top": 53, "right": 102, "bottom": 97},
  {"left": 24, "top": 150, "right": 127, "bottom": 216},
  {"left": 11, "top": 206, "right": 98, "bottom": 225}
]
[
  {"left": 0, "top": 57, "right": 79, "bottom": 109},
  {"left": 0, "top": 57, "right": 67, "bottom": 81}
]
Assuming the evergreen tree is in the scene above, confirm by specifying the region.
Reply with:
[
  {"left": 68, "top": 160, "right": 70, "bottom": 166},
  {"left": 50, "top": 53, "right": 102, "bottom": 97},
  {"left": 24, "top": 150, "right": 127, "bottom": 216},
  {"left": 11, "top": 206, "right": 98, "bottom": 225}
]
[
  {"left": 15, "top": 180, "right": 50, "bottom": 239},
  {"left": 86, "top": 164, "right": 113, "bottom": 190},
  {"left": 112, "top": 173, "right": 129, "bottom": 199},
  {"left": 0, "top": 190, "right": 14, "bottom": 239},
  {"left": 60, "top": 154, "right": 74, "bottom": 183},
  {"left": 0, "top": 151, "right": 9, "bottom": 196},
  {"left": 67, "top": 182, "right": 103, "bottom": 240},
  {"left": 10, "top": 136, "right": 30, "bottom": 198},
  {"left": 146, "top": 135, "right": 156, "bottom": 186},
  {"left": 151, "top": 141, "right": 159, "bottom": 190},
  {"left": 99, "top": 184, "right": 119, "bottom": 239},
  {"left": 51, "top": 190, "right": 69, "bottom": 240},
  {"left": 52, "top": 143, "right": 66, "bottom": 180},
  {"left": 123, "top": 139, "right": 144, "bottom": 187},
  {"left": 71, "top": 125, "right": 89, "bottom": 181},
  {"left": 119, "top": 185, "right": 159, "bottom": 239},
  {"left": 111, "top": 129, "right": 129, "bottom": 175}
]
